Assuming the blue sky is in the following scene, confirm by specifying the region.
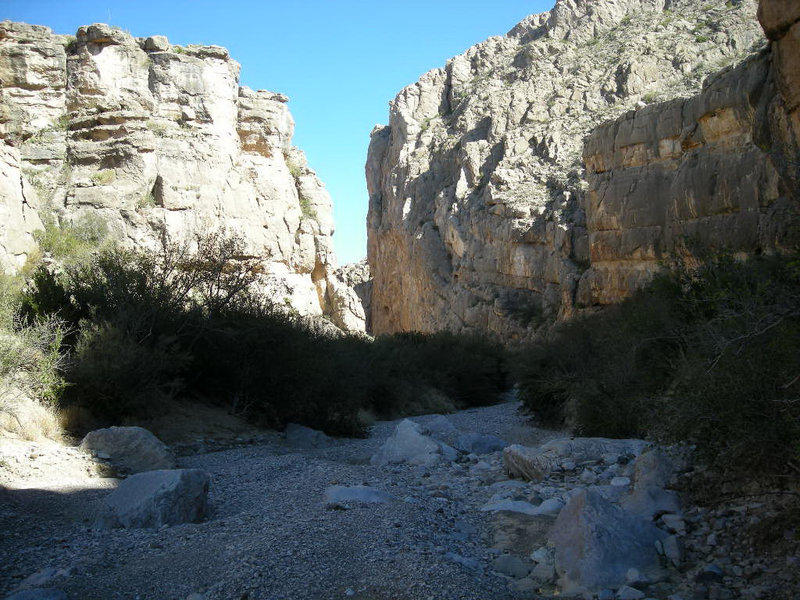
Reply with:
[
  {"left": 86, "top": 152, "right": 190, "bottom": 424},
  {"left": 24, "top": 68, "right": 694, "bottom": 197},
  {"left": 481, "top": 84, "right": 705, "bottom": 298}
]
[{"left": 2, "top": 1, "right": 554, "bottom": 264}]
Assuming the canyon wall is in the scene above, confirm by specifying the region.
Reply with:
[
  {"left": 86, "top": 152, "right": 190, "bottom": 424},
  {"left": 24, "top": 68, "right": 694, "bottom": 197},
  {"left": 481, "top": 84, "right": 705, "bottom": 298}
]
[
  {"left": 579, "top": 0, "right": 799, "bottom": 305},
  {"left": 0, "top": 21, "right": 364, "bottom": 329},
  {"left": 366, "top": 0, "right": 767, "bottom": 338}
]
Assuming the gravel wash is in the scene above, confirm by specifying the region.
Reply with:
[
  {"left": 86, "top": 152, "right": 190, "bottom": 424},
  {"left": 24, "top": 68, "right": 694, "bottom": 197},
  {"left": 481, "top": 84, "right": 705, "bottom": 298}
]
[{"left": 1, "top": 401, "right": 563, "bottom": 600}]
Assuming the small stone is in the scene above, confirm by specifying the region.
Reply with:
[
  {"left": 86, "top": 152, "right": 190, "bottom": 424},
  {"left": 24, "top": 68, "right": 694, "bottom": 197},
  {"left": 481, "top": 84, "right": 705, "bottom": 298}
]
[
  {"left": 445, "top": 552, "right": 481, "bottom": 571},
  {"left": 661, "top": 514, "right": 687, "bottom": 536},
  {"left": 616, "top": 585, "right": 646, "bottom": 600},
  {"left": 696, "top": 564, "right": 724, "bottom": 584},
  {"left": 285, "top": 423, "right": 329, "bottom": 449},
  {"left": 492, "top": 554, "right": 531, "bottom": 578},
  {"left": 611, "top": 476, "right": 632, "bottom": 487},
  {"left": 625, "top": 567, "right": 649, "bottom": 586}
]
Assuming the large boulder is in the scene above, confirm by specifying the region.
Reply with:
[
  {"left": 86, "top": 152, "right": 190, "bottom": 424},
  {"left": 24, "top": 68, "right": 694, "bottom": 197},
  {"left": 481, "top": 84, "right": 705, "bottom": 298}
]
[
  {"left": 370, "top": 419, "right": 458, "bottom": 466},
  {"left": 548, "top": 488, "right": 667, "bottom": 594},
  {"left": 285, "top": 423, "right": 329, "bottom": 449},
  {"left": 80, "top": 426, "right": 176, "bottom": 474},
  {"left": 96, "top": 469, "right": 209, "bottom": 529},
  {"left": 621, "top": 449, "right": 681, "bottom": 519},
  {"left": 504, "top": 438, "right": 649, "bottom": 482}
]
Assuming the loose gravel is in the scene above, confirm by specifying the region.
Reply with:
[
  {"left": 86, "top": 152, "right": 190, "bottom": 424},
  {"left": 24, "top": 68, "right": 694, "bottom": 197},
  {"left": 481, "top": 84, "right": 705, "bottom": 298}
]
[{"left": 0, "top": 401, "right": 563, "bottom": 600}]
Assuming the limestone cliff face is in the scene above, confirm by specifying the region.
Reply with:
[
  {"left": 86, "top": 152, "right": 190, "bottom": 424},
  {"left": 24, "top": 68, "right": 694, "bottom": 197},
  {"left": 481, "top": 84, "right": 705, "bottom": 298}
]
[
  {"left": 580, "top": 44, "right": 799, "bottom": 306},
  {"left": 367, "top": 0, "right": 764, "bottom": 338},
  {"left": 0, "top": 21, "right": 363, "bottom": 328}
]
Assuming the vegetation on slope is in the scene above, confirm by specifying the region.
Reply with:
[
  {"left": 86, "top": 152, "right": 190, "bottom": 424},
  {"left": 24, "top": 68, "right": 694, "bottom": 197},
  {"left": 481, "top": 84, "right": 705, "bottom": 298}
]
[
  {"left": 515, "top": 253, "right": 800, "bottom": 481},
  {"left": 2, "top": 224, "right": 509, "bottom": 439}
]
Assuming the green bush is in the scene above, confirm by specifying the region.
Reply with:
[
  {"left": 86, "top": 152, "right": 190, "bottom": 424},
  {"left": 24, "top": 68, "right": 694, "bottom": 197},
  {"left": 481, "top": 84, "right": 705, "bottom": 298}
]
[
  {"left": 515, "top": 254, "right": 800, "bottom": 480},
  {"left": 0, "top": 272, "right": 66, "bottom": 406},
  {"left": 22, "top": 231, "right": 512, "bottom": 436},
  {"left": 367, "top": 331, "right": 508, "bottom": 418},
  {"left": 33, "top": 212, "right": 109, "bottom": 263}
]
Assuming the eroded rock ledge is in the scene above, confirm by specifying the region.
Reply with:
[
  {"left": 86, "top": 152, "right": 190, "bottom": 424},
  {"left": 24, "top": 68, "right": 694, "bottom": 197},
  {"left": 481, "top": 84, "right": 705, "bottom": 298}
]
[{"left": 0, "top": 21, "right": 364, "bottom": 330}]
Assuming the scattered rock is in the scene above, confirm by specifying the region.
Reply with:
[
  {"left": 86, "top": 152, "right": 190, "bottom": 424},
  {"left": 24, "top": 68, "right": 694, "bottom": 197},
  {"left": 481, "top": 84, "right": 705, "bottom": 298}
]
[
  {"left": 655, "top": 535, "right": 683, "bottom": 568},
  {"left": 80, "top": 426, "right": 176, "bottom": 474},
  {"left": 96, "top": 468, "right": 209, "bottom": 529},
  {"left": 616, "top": 585, "right": 647, "bottom": 600},
  {"left": 445, "top": 552, "right": 481, "bottom": 571},
  {"left": 504, "top": 438, "right": 649, "bottom": 482},
  {"left": 422, "top": 415, "right": 458, "bottom": 442},
  {"left": 492, "top": 554, "right": 531, "bottom": 578}
]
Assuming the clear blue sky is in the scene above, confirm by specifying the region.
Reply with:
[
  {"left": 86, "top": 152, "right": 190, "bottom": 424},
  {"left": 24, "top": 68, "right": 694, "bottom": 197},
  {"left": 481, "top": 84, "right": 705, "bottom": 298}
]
[{"left": 2, "top": 1, "right": 553, "bottom": 264}]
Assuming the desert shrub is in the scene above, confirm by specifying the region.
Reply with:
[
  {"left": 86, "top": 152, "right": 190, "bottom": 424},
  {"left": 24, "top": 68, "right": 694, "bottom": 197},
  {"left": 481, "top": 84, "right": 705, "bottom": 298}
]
[
  {"left": 33, "top": 212, "right": 109, "bottom": 263},
  {"left": 366, "top": 331, "right": 508, "bottom": 419},
  {"left": 653, "top": 254, "right": 800, "bottom": 477},
  {"left": 515, "top": 253, "right": 800, "bottom": 480},
  {"left": 23, "top": 230, "right": 511, "bottom": 436},
  {"left": 66, "top": 319, "right": 190, "bottom": 421},
  {"left": 515, "top": 272, "right": 684, "bottom": 436},
  {"left": 0, "top": 271, "right": 66, "bottom": 439}
]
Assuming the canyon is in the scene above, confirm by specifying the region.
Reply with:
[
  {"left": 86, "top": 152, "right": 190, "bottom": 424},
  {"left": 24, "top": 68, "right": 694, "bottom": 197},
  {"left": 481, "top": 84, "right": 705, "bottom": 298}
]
[
  {"left": 1, "top": 0, "right": 798, "bottom": 340},
  {"left": 366, "top": 0, "right": 799, "bottom": 338}
]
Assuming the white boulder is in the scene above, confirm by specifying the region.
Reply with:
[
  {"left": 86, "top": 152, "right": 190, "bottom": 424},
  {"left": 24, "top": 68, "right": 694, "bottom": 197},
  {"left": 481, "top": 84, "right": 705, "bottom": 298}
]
[
  {"left": 370, "top": 419, "right": 458, "bottom": 466},
  {"left": 96, "top": 468, "right": 209, "bottom": 529},
  {"left": 80, "top": 426, "right": 175, "bottom": 474}
]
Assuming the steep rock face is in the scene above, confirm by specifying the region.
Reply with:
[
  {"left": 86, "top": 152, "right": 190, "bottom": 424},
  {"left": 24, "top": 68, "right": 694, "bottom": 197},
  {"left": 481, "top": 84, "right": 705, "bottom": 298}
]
[
  {"left": 367, "top": 0, "right": 763, "bottom": 338},
  {"left": 0, "top": 21, "right": 362, "bottom": 327},
  {"left": 579, "top": 40, "right": 799, "bottom": 306}
]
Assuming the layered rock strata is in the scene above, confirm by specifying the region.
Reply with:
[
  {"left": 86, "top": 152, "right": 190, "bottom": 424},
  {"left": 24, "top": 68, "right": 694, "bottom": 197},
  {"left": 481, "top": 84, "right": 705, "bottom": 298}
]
[
  {"left": 0, "top": 21, "right": 363, "bottom": 328},
  {"left": 579, "top": 2, "right": 800, "bottom": 305},
  {"left": 367, "top": 0, "right": 766, "bottom": 338}
]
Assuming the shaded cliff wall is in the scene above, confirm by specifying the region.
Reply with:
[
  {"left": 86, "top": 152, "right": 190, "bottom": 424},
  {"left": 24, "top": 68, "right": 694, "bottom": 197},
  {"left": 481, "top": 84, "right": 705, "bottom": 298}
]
[
  {"left": 579, "top": 39, "right": 799, "bottom": 305},
  {"left": 366, "top": 0, "right": 763, "bottom": 339},
  {"left": 0, "top": 21, "right": 365, "bottom": 329}
]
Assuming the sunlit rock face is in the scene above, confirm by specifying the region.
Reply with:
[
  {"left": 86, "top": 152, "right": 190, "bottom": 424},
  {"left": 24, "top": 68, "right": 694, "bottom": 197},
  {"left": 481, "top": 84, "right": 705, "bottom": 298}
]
[
  {"left": 366, "top": 0, "right": 770, "bottom": 339},
  {"left": 0, "top": 21, "right": 366, "bottom": 330}
]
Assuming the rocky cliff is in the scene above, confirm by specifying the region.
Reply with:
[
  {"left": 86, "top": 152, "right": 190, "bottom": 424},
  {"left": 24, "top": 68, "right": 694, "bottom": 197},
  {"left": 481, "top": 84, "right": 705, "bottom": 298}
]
[
  {"left": 366, "top": 0, "right": 767, "bottom": 338},
  {"left": 0, "top": 21, "right": 364, "bottom": 329},
  {"left": 579, "top": 1, "right": 800, "bottom": 306}
]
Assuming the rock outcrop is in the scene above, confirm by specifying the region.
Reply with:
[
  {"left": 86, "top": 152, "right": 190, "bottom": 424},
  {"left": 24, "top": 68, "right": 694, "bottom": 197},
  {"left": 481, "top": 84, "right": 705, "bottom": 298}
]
[
  {"left": 0, "top": 21, "right": 363, "bottom": 328},
  {"left": 366, "top": 0, "right": 767, "bottom": 338}
]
